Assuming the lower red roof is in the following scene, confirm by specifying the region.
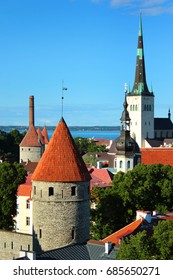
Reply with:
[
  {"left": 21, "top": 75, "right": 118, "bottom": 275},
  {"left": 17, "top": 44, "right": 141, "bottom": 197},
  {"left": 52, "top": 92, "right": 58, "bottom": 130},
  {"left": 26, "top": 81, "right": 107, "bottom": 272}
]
[{"left": 141, "top": 148, "right": 173, "bottom": 166}]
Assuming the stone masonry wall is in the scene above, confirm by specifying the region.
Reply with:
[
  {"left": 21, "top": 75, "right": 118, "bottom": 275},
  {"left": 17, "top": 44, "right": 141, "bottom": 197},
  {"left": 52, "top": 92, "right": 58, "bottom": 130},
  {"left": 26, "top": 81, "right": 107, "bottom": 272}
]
[
  {"left": 32, "top": 181, "right": 90, "bottom": 252},
  {"left": 0, "top": 230, "right": 33, "bottom": 260}
]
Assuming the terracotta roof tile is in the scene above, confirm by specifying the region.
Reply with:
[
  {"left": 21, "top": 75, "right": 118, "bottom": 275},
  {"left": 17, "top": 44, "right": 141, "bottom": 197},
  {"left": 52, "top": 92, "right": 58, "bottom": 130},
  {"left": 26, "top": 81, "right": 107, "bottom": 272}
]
[
  {"left": 17, "top": 174, "right": 32, "bottom": 197},
  {"left": 20, "top": 124, "right": 41, "bottom": 147},
  {"left": 37, "top": 127, "right": 44, "bottom": 144},
  {"left": 102, "top": 218, "right": 143, "bottom": 245},
  {"left": 42, "top": 126, "right": 49, "bottom": 144},
  {"left": 32, "top": 118, "right": 91, "bottom": 182},
  {"left": 141, "top": 148, "right": 173, "bottom": 166}
]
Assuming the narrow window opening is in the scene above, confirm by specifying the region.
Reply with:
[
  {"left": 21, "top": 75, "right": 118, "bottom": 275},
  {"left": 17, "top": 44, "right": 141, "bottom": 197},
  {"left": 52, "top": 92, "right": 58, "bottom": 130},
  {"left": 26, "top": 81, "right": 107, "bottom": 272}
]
[
  {"left": 39, "top": 229, "right": 42, "bottom": 239},
  {"left": 49, "top": 187, "right": 54, "bottom": 196},
  {"left": 71, "top": 186, "right": 76, "bottom": 196},
  {"left": 72, "top": 228, "right": 75, "bottom": 240},
  {"left": 11, "top": 242, "right": 13, "bottom": 250}
]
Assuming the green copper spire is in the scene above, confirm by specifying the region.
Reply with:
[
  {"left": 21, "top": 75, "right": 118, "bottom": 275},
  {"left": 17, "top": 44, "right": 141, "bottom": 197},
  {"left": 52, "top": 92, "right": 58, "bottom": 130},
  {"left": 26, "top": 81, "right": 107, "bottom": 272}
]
[{"left": 129, "top": 14, "right": 153, "bottom": 96}]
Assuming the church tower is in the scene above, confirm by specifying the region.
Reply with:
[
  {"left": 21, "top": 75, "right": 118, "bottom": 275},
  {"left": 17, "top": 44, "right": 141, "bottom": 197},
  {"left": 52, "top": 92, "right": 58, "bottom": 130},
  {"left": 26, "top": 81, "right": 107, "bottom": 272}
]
[
  {"left": 115, "top": 93, "right": 141, "bottom": 173},
  {"left": 32, "top": 117, "right": 91, "bottom": 252},
  {"left": 126, "top": 15, "right": 154, "bottom": 148}
]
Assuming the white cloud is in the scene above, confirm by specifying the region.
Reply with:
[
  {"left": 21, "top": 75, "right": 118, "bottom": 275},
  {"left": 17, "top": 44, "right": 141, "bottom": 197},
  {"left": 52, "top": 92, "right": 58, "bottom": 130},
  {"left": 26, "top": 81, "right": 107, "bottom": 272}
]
[{"left": 91, "top": 0, "right": 173, "bottom": 15}]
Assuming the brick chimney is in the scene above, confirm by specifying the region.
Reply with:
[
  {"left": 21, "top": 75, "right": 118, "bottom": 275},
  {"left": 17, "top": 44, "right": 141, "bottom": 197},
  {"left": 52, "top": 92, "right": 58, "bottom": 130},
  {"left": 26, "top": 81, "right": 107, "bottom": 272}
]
[{"left": 29, "top": 96, "right": 34, "bottom": 127}]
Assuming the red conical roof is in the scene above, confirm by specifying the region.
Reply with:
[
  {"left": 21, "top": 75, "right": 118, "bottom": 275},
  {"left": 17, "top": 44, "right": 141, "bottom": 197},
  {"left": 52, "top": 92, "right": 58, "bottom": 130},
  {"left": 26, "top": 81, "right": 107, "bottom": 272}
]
[
  {"left": 32, "top": 118, "right": 91, "bottom": 182},
  {"left": 41, "top": 126, "right": 49, "bottom": 144},
  {"left": 20, "top": 124, "right": 41, "bottom": 147}
]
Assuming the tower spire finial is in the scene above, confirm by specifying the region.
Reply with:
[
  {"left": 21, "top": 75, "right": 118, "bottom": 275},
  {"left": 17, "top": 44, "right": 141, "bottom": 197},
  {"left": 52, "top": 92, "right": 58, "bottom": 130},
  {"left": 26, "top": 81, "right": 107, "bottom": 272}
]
[
  {"left": 129, "top": 13, "right": 152, "bottom": 96},
  {"left": 61, "top": 80, "right": 67, "bottom": 117}
]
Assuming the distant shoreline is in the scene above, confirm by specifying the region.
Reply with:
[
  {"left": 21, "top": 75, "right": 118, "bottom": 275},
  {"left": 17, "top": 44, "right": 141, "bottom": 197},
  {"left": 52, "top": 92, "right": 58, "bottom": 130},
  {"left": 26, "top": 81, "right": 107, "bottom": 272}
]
[{"left": 0, "top": 125, "right": 120, "bottom": 132}]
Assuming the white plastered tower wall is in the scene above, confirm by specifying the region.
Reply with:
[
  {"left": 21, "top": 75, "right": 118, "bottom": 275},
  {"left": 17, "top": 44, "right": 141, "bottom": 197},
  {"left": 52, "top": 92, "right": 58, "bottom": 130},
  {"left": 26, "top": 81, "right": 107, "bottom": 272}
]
[{"left": 126, "top": 95, "right": 154, "bottom": 148}]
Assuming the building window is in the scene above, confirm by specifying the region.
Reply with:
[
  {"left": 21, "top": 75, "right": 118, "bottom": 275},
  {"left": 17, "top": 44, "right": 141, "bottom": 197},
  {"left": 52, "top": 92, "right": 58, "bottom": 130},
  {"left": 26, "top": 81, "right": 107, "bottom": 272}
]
[
  {"left": 71, "top": 186, "right": 76, "bottom": 196},
  {"left": 49, "top": 187, "right": 54, "bottom": 196},
  {"left": 39, "top": 229, "right": 42, "bottom": 239},
  {"left": 26, "top": 217, "right": 30, "bottom": 226},
  {"left": 28, "top": 244, "right": 30, "bottom": 251},
  {"left": 130, "top": 105, "right": 132, "bottom": 111},
  {"left": 135, "top": 105, "right": 138, "bottom": 111},
  {"left": 4, "top": 242, "right": 6, "bottom": 249},
  {"left": 11, "top": 242, "right": 13, "bottom": 250},
  {"left": 114, "top": 159, "right": 117, "bottom": 168},
  {"left": 120, "top": 161, "right": 123, "bottom": 169},
  {"left": 40, "top": 190, "right": 42, "bottom": 198},
  {"left": 127, "top": 161, "right": 130, "bottom": 169},
  {"left": 72, "top": 227, "right": 75, "bottom": 240},
  {"left": 33, "top": 186, "right": 36, "bottom": 195},
  {"left": 26, "top": 200, "right": 30, "bottom": 209}
]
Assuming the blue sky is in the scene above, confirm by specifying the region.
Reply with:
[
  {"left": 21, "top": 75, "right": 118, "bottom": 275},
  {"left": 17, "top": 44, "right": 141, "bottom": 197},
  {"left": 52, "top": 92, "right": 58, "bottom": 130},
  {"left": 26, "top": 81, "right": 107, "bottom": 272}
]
[{"left": 0, "top": 0, "right": 173, "bottom": 126}]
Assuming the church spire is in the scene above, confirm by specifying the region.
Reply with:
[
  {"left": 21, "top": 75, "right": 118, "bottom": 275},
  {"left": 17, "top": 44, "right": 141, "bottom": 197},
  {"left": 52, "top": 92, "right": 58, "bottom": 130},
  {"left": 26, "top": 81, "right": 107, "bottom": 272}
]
[{"left": 130, "top": 14, "right": 152, "bottom": 96}]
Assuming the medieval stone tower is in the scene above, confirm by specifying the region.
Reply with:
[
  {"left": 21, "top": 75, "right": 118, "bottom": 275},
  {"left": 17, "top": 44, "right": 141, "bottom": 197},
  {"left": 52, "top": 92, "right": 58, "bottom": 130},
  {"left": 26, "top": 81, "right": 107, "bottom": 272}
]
[
  {"left": 126, "top": 15, "right": 154, "bottom": 148},
  {"left": 31, "top": 117, "right": 91, "bottom": 252},
  {"left": 20, "top": 96, "right": 49, "bottom": 163}
]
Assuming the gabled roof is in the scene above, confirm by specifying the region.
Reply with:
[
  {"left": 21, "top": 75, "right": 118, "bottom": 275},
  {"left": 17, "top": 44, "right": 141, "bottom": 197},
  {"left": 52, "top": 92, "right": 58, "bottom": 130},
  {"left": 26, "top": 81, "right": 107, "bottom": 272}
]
[
  {"left": 141, "top": 148, "right": 173, "bottom": 166},
  {"left": 32, "top": 117, "right": 91, "bottom": 182},
  {"left": 154, "top": 118, "right": 173, "bottom": 130},
  {"left": 20, "top": 124, "right": 41, "bottom": 147},
  {"left": 89, "top": 167, "right": 113, "bottom": 189},
  {"left": 102, "top": 218, "right": 143, "bottom": 245}
]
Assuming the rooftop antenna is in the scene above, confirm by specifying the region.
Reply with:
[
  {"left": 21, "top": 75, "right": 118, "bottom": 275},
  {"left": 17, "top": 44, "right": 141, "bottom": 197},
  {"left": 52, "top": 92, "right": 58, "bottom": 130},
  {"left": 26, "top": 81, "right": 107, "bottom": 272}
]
[
  {"left": 61, "top": 80, "right": 68, "bottom": 117},
  {"left": 124, "top": 83, "right": 128, "bottom": 95}
]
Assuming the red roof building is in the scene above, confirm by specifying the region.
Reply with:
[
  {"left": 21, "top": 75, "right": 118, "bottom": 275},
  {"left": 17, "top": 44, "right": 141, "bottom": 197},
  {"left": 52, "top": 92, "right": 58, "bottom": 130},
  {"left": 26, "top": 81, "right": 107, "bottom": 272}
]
[{"left": 141, "top": 148, "right": 173, "bottom": 166}]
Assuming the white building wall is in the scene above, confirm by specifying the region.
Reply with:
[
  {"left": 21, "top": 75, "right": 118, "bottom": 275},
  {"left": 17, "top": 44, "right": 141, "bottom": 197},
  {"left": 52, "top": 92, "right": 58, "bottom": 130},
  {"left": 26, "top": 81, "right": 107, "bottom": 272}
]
[
  {"left": 20, "top": 146, "right": 41, "bottom": 163},
  {"left": 127, "top": 95, "right": 154, "bottom": 148},
  {"left": 116, "top": 156, "right": 134, "bottom": 173},
  {"left": 16, "top": 196, "right": 32, "bottom": 234}
]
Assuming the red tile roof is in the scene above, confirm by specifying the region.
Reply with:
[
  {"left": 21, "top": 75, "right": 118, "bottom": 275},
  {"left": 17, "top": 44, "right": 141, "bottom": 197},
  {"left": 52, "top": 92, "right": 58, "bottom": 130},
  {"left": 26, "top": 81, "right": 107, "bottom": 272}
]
[
  {"left": 32, "top": 117, "right": 91, "bottom": 182},
  {"left": 37, "top": 127, "right": 44, "bottom": 144},
  {"left": 17, "top": 174, "right": 32, "bottom": 197},
  {"left": 89, "top": 168, "right": 113, "bottom": 189},
  {"left": 42, "top": 126, "right": 49, "bottom": 144},
  {"left": 102, "top": 218, "right": 143, "bottom": 245},
  {"left": 141, "top": 148, "right": 173, "bottom": 166},
  {"left": 20, "top": 124, "right": 41, "bottom": 147}
]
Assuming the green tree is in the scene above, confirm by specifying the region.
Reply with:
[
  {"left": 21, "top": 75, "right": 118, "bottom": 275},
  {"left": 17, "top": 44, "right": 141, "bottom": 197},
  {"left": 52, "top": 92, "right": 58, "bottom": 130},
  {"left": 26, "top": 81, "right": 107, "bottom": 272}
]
[
  {"left": 90, "top": 186, "right": 126, "bottom": 240},
  {"left": 153, "top": 220, "right": 173, "bottom": 259},
  {"left": 112, "top": 164, "right": 173, "bottom": 223},
  {"left": 116, "top": 220, "right": 173, "bottom": 260},
  {"left": 74, "top": 137, "right": 107, "bottom": 156},
  {"left": 0, "top": 162, "right": 27, "bottom": 229},
  {"left": 0, "top": 129, "right": 25, "bottom": 162},
  {"left": 116, "top": 231, "right": 153, "bottom": 260}
]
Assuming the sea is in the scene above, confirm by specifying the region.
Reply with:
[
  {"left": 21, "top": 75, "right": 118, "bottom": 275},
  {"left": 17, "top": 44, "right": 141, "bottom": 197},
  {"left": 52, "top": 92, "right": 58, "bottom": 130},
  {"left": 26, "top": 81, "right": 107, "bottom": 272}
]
[{"left": 0, "top": 126, "right": 120, "bottom": 140}]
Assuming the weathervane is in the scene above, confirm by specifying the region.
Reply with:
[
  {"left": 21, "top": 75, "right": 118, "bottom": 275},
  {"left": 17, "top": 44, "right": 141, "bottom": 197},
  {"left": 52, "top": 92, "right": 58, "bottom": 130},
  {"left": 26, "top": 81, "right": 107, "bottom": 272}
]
[{"left": 61, "top": 80, "right": 68, "bottom": 117}]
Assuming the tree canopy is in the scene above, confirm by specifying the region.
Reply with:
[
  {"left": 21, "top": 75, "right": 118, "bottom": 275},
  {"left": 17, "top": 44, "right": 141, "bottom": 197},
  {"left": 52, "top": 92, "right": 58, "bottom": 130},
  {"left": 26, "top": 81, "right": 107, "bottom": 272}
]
[
  {"left": 74, "top": 137, "right": 107, "bottom": 156},
  {"left": 0, "top": 129, "right": 25, "bottom": 162},
  {"left": 0, "top": 162, "right": 27, "bottom": 229},
  {"left": 116, "top": 220, "right": 173, "bottom": 260},
  {"left": 90, "top": 164, "right": 173, "bottom": 240}
]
